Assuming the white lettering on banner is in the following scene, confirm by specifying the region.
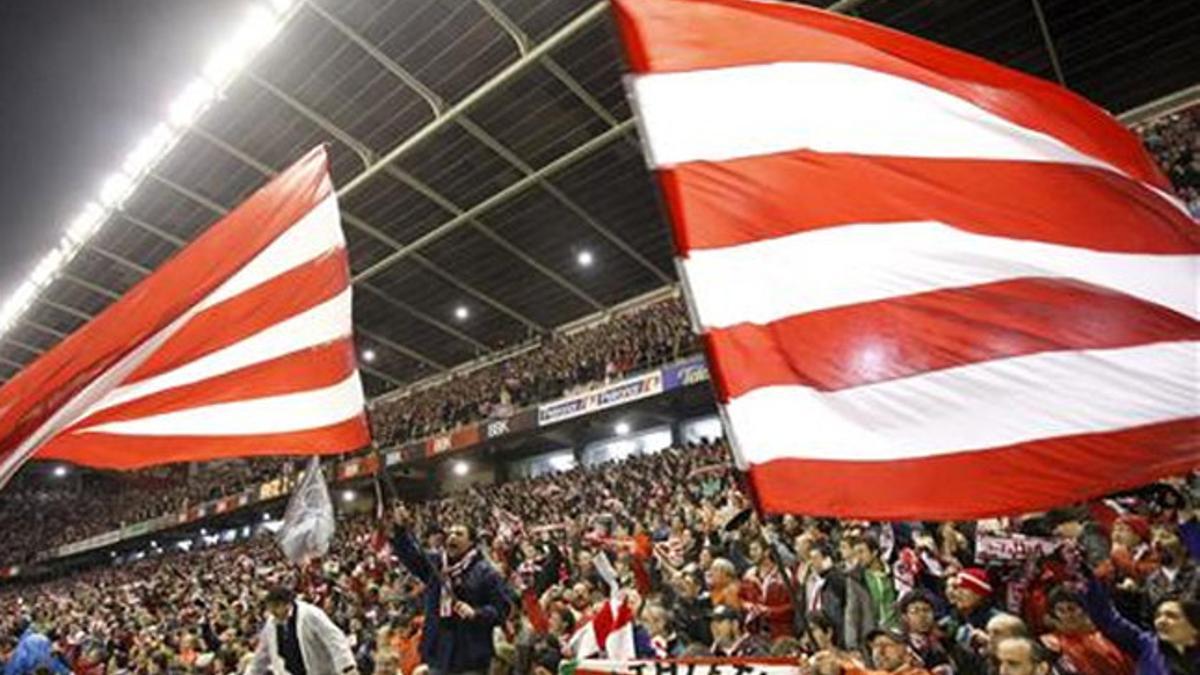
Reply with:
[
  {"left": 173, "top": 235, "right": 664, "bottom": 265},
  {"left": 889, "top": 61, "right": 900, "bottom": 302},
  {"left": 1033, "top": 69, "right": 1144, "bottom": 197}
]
[
  {"left": 486, "top": 418, "right": 510, "bottom": 438},
  {"left": 574, "top": 659, "right": 801, "bottom": 675},
  {"left": 385, "top": 451, "right": 402, "bottom": 467},
  {"left": 538, "top": 372, "right": 665, "bottom": 426},
  {"left": 975, "top": 533, "right": 1060, "bottom": 562}
]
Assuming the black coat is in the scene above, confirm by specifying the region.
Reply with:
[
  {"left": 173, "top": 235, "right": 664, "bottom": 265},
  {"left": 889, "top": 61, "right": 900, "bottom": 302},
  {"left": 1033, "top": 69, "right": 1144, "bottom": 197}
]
[{"left": 393, "top": 529, "right": 511, "bottom": 674}]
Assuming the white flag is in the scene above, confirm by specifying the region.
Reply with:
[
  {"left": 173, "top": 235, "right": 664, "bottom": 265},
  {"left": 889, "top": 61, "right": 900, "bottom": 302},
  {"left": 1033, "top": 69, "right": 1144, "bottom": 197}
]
[{"left": 276, "top": 456, "right": 336, "bottom": 563}]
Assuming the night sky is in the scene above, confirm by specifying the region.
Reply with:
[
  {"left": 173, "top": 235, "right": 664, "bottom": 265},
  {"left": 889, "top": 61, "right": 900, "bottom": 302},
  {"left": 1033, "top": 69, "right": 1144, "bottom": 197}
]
[{"left": 0, "top": 0, "right": 244, "bottom": 299}]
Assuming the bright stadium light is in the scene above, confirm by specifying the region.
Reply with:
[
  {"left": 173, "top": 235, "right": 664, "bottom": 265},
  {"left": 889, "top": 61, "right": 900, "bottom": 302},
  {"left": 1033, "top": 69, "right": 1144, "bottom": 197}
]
[
  {"left": 262, "top": 513, "right": 271, "bottom": 522},
  {"left": 362, "top": 349, "right": 376, "bottom": 363},
  {"left": 341, "top": 490, "right": 355, "bottom": 503},
  {"left": 577, "top": 249, "right": 594, "bottom": 267},
  {"left": 168, "top": 78, "right": 216, "bottom": 128},
  {"left": 122, "top": 124, "right": 175, "bottom": 177},
  {"left": 65, "top": 202, "right": 107, "bottom": 245},
  {"left": 99, "top": 171, "right": 136, "bottom": 208},
  {"left": 53, "top": 465, "right": 68, "bottom": 478},
  {"left": 30, "top": 249, "right": 66, "bottom": 288},
  {"left": 0, "top": 0, "right": 301, "bottom": 351},
  {"left": 614, "top": 421, "right": 631, "bottom": 436},
  {"left": 454, "top": 305, "right": 470, "bottom": 321},
  {"left": 453, "top": 461, "right": 469, "bottom": 477}
]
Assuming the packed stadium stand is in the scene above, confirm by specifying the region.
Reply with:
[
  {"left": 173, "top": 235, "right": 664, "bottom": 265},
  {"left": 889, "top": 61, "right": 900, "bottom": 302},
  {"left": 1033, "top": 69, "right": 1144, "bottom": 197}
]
[{"left": 0, "top": 0, "right": 1197, "bottom": 672}]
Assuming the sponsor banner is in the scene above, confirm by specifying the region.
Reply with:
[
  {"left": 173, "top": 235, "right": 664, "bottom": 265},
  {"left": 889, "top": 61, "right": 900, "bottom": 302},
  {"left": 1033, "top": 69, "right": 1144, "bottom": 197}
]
[
  {"left": 338, "top": 455, "right": 380, "bottom": 480},
  {"left": 385, "top": 450, "right": 403, "bottom": 467},
  {"left": 574, "top": 658, "right": 799, "bottom": 675},
  {"left": 425, "top": 425, "right": 482, "bottom": 457},
  {"left": 124, "top": 519, "right": 157, "bottom": 539},
  {"left": 57, "top": 529, "right": 122, "bottom": 557},
  {"left": 662, "top": 356, "right": 710, "bottom": 390},
  {"left": 976, "top": 533, "right": 1060, "bottom": 563},
  {"left": 399, "top": 442, "right": 425, "bottom": 463},
  {"left": 538, "top": 371, "right": 664, "bottom": 426},
  {"left": 484, "top": 417, "right": 512, "bottom": 439},
  {"left": 238, "top": 492, "right": 252, "bottom": 508}
]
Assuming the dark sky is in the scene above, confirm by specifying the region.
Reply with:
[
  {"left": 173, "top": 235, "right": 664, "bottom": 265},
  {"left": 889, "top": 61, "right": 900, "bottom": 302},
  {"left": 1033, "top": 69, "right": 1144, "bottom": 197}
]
[{"left": 0, "top": 0, "right": 243, "bottom": 298}]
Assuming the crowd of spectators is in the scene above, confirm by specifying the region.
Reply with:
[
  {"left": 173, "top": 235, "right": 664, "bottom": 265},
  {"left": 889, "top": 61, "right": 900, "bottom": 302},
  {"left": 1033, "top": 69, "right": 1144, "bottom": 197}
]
[
  {"left": 2, "top": 437, "right": 1197, "bottom": 674},
  {"left": 1138, "top": 106, "right": 1200, "bottom": 216},
  {"left": 0, "top": 296, "right": 693, "bottom": 570},
  {"left": 368, "top": 297, "right": 695, "bottom": 446}
]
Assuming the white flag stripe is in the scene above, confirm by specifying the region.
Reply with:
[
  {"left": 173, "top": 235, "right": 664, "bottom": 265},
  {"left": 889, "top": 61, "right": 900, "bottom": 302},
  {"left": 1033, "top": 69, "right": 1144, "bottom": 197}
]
[
  {"left": 81, "top": 288, "right": 353, "bottom": 417},
  {"left": 631, "top": 62, "right": 1126, "bottom": 176},
  {"left": 77, "top": 371, "right": 365, "bottom": 437},
  {"left": 725, "top": 340, "right": 1199, "bottom": 463},
  {"left": 682, "top": 221, "right": 1200, "bottom": 329},
  {"left": 198, "top": 194, "right": 343, "bottom": 312}
]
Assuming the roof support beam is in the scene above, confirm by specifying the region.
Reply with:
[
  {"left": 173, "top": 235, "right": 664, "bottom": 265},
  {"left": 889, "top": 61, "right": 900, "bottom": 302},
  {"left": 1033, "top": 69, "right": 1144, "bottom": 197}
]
[
  {"left": 306, "top": 2, "right": 652, "bottom": 300},
  {"left": 36, "top": 298, "right": 92, "bottom": 323},
  {"left": 20, "top": 319, "right": 68, "bottom": 340},
  {"left": 334, "top": 1, "right": 610, "bottom": 199},
  {"left": 355, "top": 119, "right": 636, "bottom": 283},
  {"left": 358, "top": 284, "right": 489, "bottom": 353},
  {"left": 356, "top": 326, "right": 447, "bottom": 372},
  {"left": 183, "top": 106, "right": 547, "bottom": 336},
  {"left": 2, "top": 337, "right": 45, "bottom": 356},
  {"left": 60, "top": 273, "right": 121, "bottom": 301},
  {"left": 0, "top": 355, "right": 25, "bottom": 370}
]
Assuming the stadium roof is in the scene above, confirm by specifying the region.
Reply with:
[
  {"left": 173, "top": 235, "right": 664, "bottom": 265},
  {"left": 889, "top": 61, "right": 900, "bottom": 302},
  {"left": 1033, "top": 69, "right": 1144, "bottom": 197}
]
[{"left": 1, "top": 0, "right": 1196, "bottom": 398}]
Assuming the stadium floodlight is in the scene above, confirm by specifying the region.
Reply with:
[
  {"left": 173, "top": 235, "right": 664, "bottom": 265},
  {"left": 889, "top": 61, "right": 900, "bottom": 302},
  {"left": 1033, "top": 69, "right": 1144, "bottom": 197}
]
[
  {"left": 577, "top": 249, "right": 594, "bottom": 267},
  {"left": 341, "top": 489, "right": 355, "bottom": 503},
  {"left": 614, "top": 421, "right": 631, "bottom": 436},
  {"left": 454, "top": 305, "right": 470, "bottom": 321},
  {"left": 30, "top": 249, "right": 65, "bottom": 288},
  {"left": 65, "top": 202, "right": 107, "bottom": 245},
  {"left": 99, "top": 171, "right": 136, "bottom": 208},
  {"left": 361, "top": 349, "right": 376, "bottom": 363},
  {"left": 53, "top": 465, "right": 68, "bottom": 478},
  {"left": 168, "top": 78, "right": 216, "bottom": 129},
  {"left": 262, "top": 513, "right": 271, "bottom": 522},
  {"left": 453, "top": 461, "right": 469, "bottom": 477},
  {"left": 200, "top": 528, "right": 207, "bottom": 536},
  {"left": 122, "top": 124, "right": 175, "bottom": 178}
]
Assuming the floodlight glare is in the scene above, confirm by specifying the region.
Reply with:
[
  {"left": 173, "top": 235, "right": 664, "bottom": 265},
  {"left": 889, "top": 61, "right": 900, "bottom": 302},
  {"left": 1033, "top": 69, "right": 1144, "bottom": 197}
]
[{"left": 168, "top": 79, "right": 216, "bottom": 128}]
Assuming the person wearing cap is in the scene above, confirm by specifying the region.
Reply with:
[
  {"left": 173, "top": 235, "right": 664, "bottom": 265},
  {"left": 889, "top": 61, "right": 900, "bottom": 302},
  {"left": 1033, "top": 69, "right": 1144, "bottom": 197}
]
[
  {"left": 246, "top": 586, "right": 358, "bottom": 675},
  {"left": 707, "top": 606, "right": 768, "bottom": 657},
  {"left": 830, "top": 628, "right": 934, "bottom": 675},
  {"left": 948, "top": 568, "right": 1000, "bottom": 647}
]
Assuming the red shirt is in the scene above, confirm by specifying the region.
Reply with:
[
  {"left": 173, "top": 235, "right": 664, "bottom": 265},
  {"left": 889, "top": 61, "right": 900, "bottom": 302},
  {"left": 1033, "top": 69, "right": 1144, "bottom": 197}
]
[{"left": 1044, "top": 630, "right": 1134, "bottom": 675}]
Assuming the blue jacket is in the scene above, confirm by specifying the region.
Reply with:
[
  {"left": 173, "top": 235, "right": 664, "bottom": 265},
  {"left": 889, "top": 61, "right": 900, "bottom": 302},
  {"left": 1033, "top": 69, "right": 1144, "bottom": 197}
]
[
  {"left": 3, "top": 629, "right": 69, "bottom": 675},
  {"left": 392, "top": 528, "right": 511, "bottom": 673},
  {"left": 1083, "top": 578, "right": 1198, "bottom": 675}
]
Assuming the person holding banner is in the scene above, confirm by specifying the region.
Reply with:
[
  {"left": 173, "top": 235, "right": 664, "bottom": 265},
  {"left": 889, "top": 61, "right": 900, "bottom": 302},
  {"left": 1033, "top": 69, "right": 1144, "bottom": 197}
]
[{"left": 391, "top": 503, "right": 510, "bottom": 675}]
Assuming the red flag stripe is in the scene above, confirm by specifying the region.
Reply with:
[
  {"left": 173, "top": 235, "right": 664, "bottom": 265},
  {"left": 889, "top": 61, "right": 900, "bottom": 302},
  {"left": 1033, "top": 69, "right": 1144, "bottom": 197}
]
[
  {"left": 747, "top": 419, "right": 1200, "bottom": 520},
  {"left": 706, "top": 278, "right": 1200, "bottom": 398},
  {"left": 660, "top": 152, "right": 1199, "bottom": 254},
  {"left": 65, "top": 340, "right": 358, "bottom": 430},
  {"left": 612, "top": 0, "right": 1168, "bottom": 191},
  {"left": 35, "top": 415, "right": 371, "bottom": 470},
  {"left": 0, "top": 148, "right": 335, "bottom": 461},
  {"left": 126, "top": 250, "right": 349, "bottom": 384}
]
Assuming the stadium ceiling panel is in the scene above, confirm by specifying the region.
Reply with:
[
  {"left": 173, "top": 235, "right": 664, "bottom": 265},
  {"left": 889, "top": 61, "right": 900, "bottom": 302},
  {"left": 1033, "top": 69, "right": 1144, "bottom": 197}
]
[{"left": 2, "top": 0, "right": 1195, "bottom": 396}]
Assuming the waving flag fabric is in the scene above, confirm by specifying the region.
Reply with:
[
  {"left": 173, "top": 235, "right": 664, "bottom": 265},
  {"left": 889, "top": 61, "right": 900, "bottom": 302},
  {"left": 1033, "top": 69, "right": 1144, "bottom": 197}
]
[
  {"left": 0, "top": 147, "right": 369, "bottom": 488},
  {"left": 614, "top": 0, "right": 1200, "bottom": 519}
]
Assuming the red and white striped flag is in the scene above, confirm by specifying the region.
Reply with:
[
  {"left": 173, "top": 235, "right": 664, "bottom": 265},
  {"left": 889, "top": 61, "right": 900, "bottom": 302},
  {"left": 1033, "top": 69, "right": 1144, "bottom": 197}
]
[
  {"left": 614, "top": 0, "right": 1200, "bottom": 519},
  {"left": 568, "top": 596, "right": 637, "bottom": 660},
  {"left": 0, "top": 147, "right": 369, "bottom": 487}
]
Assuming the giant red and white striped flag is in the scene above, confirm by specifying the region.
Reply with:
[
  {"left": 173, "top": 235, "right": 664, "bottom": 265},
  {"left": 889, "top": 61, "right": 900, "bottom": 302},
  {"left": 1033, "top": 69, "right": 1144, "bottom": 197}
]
[
  {"left": 614, "top": 0, "right": 1200, "bottom": 519},
  {"left": 0, "top": 147, "right": 369, "bottom": 488}
]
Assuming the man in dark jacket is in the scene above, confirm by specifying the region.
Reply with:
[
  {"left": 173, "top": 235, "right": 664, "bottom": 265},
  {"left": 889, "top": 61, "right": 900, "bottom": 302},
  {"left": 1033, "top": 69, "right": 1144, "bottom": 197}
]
[{"left": 392, "top": 504, "right": 511, "bottom": 675}]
